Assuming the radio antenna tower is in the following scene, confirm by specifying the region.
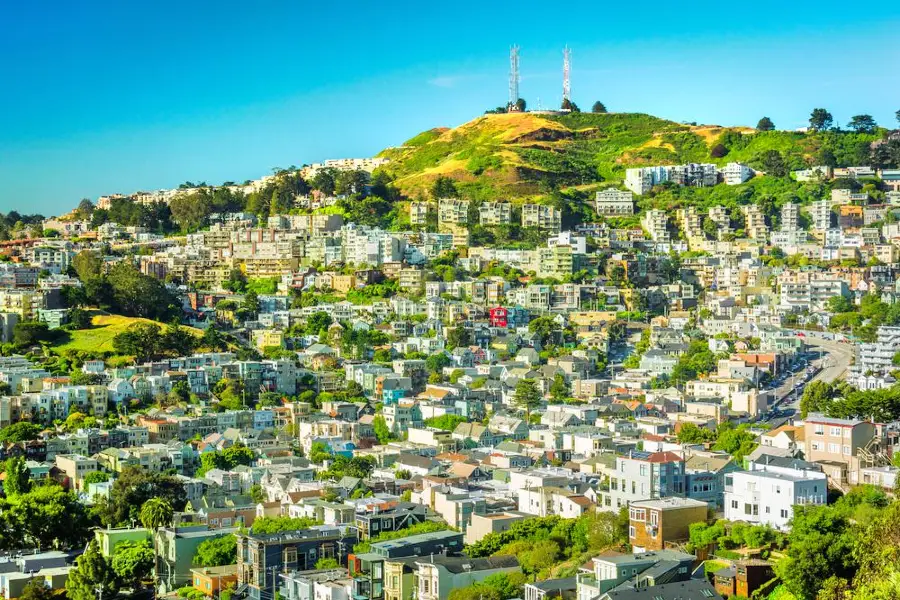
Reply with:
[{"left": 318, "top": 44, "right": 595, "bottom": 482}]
[
  {"left": 508, "top": 45, "right": 520, "bottom": 110},
  {"left": 562, "top": 46, "right": 571, "bottom": 104}
]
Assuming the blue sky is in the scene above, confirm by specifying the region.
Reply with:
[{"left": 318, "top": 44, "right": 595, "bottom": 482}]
[{"left": 1, "top": 1, "right": 899, "bottom": 215}]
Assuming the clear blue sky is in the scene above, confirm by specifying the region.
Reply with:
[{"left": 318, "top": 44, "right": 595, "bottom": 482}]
[{"left": 2, "top": 1, "right": 899, "bottom": 215}]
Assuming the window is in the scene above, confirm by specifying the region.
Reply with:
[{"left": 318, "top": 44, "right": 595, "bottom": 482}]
[
  {"left": 811, "top": 442, "right": 820, "bottom": 451},
  {"left": 629, "top": 526, "right": 636, "bottom": 538},
  {"left": 814, "top": 425, "right": 824, "bottom": 435},
  {"left": 731, "top": 500, "right": 738, "bottom": 509},
  {"left": 843, "top": 445, "right": 851, "bottom": 455},
  {"left": 780, "top": 509, "right": 789, "bottom": 518},
  {"left": 650, "top": 511, "right": 658, "bottom": 526},
  {"left": 828, "top": 443, "right": 840, "bottom": 454},
  {"left": 830, "top": 427, "right": 841, "bottom": 437}
]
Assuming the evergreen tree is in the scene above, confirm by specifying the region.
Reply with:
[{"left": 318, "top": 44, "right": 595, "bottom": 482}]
[
  {"left": 3, "top": 456, "right": 31, "bottom": 497},
  {"left": 756, "top": 116, "right": 775, "bottom": 131},
  {"left": 65, "top": 540, "right": 119, "bottom": 600}
]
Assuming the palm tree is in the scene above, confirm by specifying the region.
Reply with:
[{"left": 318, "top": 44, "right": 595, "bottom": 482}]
[{"left": 140, "top": 498, "right": 173, "bottom": 591}]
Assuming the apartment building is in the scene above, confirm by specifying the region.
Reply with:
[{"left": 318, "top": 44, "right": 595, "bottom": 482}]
[
  {"left": 856, "top": 326, "right": 900, "bottom": 377},
  {"left": 594, "top": 189, "right": 634, "bottom": 216},
  {"left": 780, "top": 202, "right": 799, "bottom": 231},
  {"left": 599, "top": 451, "right": 685, "bottom": 512},
  {"left": 437, "top": 199, "right": 469, "bottom": 226},
  {"left": 721, "top": 162, "right": 753, "bottom": 186},
  {"left": 724, "top": 460, "right": 826, "bottom": 530},
  {"left": 624, "top": 166, "right": 671, "bottom": 195},
  {"left": 409, "top": 202, "right": 430, "bottom": 226},
  {"left": 741, "top": 205, "right": 767, "bottom": 240},
  {"left": 804, "top": 413, "right": 880, "bottom": 485},
  {"left": 628, "top": 497, "right": 709, "bottom": 552},
  {"left": 641, "top": 210, "right": 669, "bottom": 242},
  {"left": 521, "top": 204, "right": 562, "bottom": 231},
  {"left": 478, "top": 202, "right": 513, "bottom": 225}
]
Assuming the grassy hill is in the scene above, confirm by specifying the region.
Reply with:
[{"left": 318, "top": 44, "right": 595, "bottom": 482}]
[
  {"left": 377, "top": 111, "right": 878, "bottom": 202},
  {"left": 54, "top": 312, "right": 201, "bottom": 355}
]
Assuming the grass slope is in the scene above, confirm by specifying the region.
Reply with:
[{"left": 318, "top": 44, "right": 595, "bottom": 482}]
[
  {"left": 378, "top": 112, "right": 879, "bottom": 202},
  {"left": 54, "top": 312, "right": 200, "bottom": 355}
]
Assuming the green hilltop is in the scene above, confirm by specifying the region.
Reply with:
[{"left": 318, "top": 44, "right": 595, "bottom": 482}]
[{"left": 376, "top": 111, "right": 879, "bottom": 202}]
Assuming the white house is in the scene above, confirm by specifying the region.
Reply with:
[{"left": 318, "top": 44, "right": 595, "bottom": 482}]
[{"left": 724, "top": 460, "right": 826, "bottom": 530}]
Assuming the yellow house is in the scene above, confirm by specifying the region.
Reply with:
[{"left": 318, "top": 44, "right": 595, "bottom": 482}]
[{"left": 253, "top": 329, "right": 285, "bottom": 350}]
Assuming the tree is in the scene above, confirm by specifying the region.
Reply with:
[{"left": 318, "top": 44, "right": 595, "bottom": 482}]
[
  {"left": 710, "top": 143, "right": 728, "bottom": 158},
  {"left": 0, "top": 422, "right": 42, "bottom": 443},
  {"left": 306, "top": 311, "right": 332, "bottom": 335},
  {"left": 677, "top": 423, "right": 716, "bottom": 444},
  {"left": 447, "top": 326, "right": 472, "bottom": 349},
  {"left": 76, "top": 199, "right": 95, "bottom": 220},
  {"left": 761, "top": 150, "right": 788, "bottom": 177},
  {"left": 756, "top": 116, "right": 775, "bottom": 131},
  {"left": 431, "top": 176, "right": 458, "bottom": 200},
  {"left": 72, "top": 250, "right": 103, "bottom": 282},
  {"left": 13, "top": 321, "right": 56, "bottom": 347},
  {"left": 373, "top": 415, "right": 392, "bottom": 444},
  {"left": 65, "top": 540, "right": 119, "bottom": 600},
  {"left": 896, "top": 109, "right": 900, "bottom": 126},
  {"left": 112, "top": 540, "right": 154, "bottom": 589},
  {"left": 315, "top": 557, "right": 340, "bottom": 570},
  {"left": 809, "top": 108, "right": 834, "bottom": 131},
  {"left": 106, "top": 261, "right": 179, "bottom": 320},
  {"left": 514, "top": 379, "right": 541, "bottom": 422},
  {"left": 19, "top": 578, "right": 53, "bottom": 600},
  {"left": 592, "top": 101, "right": 607, "bottom": 113},
  {"left": 140, "top": 497, "right": 173, "bottom": 531},
  {"left": 549, "top": 373, "right": 569, "bottom": 402},
  {"left": 848, "top": 114, "right": 877, "bottom": 134},
  {"left": 514, "top": 98, "right": 526, "bottom": 112},
  {"left": 97, "top": 466, "right": 186, "bottom": 527},
  {"left": 311, "top": 168, "right": 337, "bottom": 196},
  {"left": 775, "top": 505, "right": 856, "bottom": 600},
  {"left": 561, "top": 98, "right": 579, "bottom": 112},
  {"left": 3, "top": 456, "right": 31, "bottom": 497},
  {"left": 113, "top": 322, "right": 162, "bottom": 363},
  {"left": 193, "top": 534, "right": 237, "bottom": 567}
]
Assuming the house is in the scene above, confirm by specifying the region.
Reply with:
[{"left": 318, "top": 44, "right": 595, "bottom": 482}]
[
  {"left": 724, "top": 460, "right": 827, "bottom": 530},
  {"left": 236, "top": 525, "right": 358, "bottom": 600},
  {"left": 464, "top": 511, "right": 530, "bottom": 545},
  {"left": 713, "top": 559, "right": 774, "bottom": 599},
  {"left": 599, "top": 451, "right": 685, "bottom": 513},
  {"left": 192, "top": 565, "right": 238, "bottom": 598},
  {"left": 597, "top": 580, "right": 723, "bottom": 600},
  {"left": 488, "top": 414, "right": 528, "bottom": 440},
  {"left": 414, "top": 555, "right": 519, "bottom": 600},
  {"left": 627, "top": 497, "right": 709, "bottom": 553},
  {"left": 525, "top": 578, "right": 577, "bottom": 600},
  {"left": 354, "top": 501, "right": 428, "bottom": 540},
  {"left": 576, "top": 549, "right": 696, "bottom": 599},
  {"left": 156, "top": 526, "right": 239, "bottom": 595},
  {"left": 803, "top": 413, "right": 881, "bottom": 485}
]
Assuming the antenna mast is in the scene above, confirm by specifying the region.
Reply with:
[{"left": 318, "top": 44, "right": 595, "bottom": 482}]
[
  {"left": 562, "top": 46, "right": 571, "bottom": 104},
  {"left": 509, "top": 45, "right": 520, "bottom": 110}
]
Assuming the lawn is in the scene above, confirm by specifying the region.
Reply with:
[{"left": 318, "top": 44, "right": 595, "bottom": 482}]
[
  {"left": 53, "top": 312, "right": 199, "bottom": 355},
  {"left": 703, "top": 559, "right": 731, "bottom": 576}
]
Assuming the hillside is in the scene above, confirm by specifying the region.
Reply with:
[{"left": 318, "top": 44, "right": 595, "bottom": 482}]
[
  {"left": 53, "top": 312, "right": 202, "bottom": 356},
  {"left": 377, "top": 112, "right": 877, "bottom": 202}
]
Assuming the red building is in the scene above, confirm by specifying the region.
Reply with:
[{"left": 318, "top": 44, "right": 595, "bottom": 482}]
[{"left": 489, "top": 306, "right": 508, "bottom": 327}]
